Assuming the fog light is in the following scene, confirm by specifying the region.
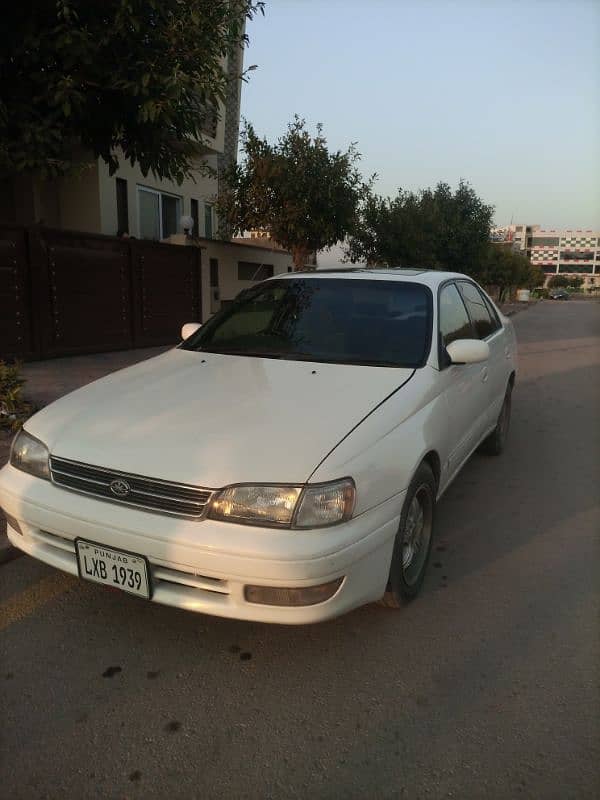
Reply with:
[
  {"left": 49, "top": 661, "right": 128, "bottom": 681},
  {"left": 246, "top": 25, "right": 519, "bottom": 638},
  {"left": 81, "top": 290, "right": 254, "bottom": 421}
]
[
  {"left": 3, "top": 512, "right": 22, "bottom": 536},
  {"left": 244, "top": 578, "right": 344, "bottom": 607}
]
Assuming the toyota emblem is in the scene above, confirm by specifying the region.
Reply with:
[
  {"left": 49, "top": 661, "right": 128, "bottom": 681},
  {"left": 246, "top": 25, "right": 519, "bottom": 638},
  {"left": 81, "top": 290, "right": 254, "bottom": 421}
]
[{"left": 110, "top": 478, "right": 131, "bottom": 498}]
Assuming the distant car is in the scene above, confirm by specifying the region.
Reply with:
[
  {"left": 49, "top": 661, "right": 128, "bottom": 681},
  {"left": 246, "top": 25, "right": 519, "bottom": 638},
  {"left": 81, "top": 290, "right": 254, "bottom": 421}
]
[
  {"left": 1, "top": 269, "right": 517, "bottom": 624},
  {"left": 549, "top": 289, "right": 570, "bottom": 300}
]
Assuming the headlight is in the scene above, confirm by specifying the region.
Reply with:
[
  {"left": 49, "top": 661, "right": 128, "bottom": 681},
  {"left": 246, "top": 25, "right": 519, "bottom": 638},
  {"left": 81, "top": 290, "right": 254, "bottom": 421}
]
[
  {"left": 209, "top": 485, "right": 302, "bottom": 527},
  {"left": 208, "top": 478, "right": 355, "bottom": 528},
  {"left": 294, "top": 479, "right": 355, "bottom": 528},
  {"left": 10, "top": 429, "right": 50, "bottom": 480}
]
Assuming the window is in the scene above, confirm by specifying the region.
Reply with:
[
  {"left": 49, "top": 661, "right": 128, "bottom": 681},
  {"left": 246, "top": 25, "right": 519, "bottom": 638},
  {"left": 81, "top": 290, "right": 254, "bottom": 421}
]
[
  {"left": 161, "top": 195, "right": 179, "bottom": 239},
  {"left": 439, "top": 284, "right": 473, "bottom": 346},
  {"left": 191, "top": 199, "right": 199, "bottom": 238},
  {"left": 210, "top": 258, "right": 219, "bottom": 288},
  {"left": 181, "top": 278, "right": 432, "bottom": 368},
  {"left": 559, "top": 263, "right": 593, "bottom": 274},
  {"left": 458, "top": 282, "right": 498, "bottom": 339},
  {"left": 116, "top": 178, "right": 129, "bottom": 234},
  {"left": 531, "top": 237, "right": 560, "bottom": 247},
  {"left": 559, "top": 250, "right": 594, "bottom": 262},
  {"left": 238, "top": 261, "right": 274, "bottom": 281},
  {"left": 204, "top": 203, "right": 213, "bottom": 239},
  {"left": 137, "top": 186, "right": 182, "bottom": 240}
]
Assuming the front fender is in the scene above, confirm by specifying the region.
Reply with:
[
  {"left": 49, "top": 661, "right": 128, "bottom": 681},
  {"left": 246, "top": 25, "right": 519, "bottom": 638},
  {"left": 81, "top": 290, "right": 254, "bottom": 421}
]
[{"left": 309, "top": 367, "right": 450, "bottom": 516}]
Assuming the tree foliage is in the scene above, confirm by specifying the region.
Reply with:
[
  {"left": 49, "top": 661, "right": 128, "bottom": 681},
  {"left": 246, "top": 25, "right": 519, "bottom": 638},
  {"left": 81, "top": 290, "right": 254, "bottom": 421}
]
[
  {"left": 547, "top": 274, "right": 583, "bottom": 289},
  {"left": 0, "top": 0, "right": 263, "bottom": 182},
  {"left": 0, "top": 361, "right": 34, "bottom": 432},
  {"left": 345, "top": 181, "right": 549, "bottom": 297},
  {"left": 345, "top": 180, "right": 494, "bottom": 279},
  {"left": 218, "top": 117, "right": 370, "bottom": 268},
  {"left": 484, "top": 246, "right": 544, "bottom": 301}
]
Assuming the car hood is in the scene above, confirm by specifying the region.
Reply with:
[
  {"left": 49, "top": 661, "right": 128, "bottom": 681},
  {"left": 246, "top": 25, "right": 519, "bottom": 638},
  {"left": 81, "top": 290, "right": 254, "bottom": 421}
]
[{"left": 26, "top": 348, "right": 414, "bottom": 487}]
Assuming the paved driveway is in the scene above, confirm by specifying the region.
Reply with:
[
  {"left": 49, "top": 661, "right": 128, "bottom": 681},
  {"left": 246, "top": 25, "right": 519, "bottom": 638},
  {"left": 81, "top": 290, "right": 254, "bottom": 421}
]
[{"left": 1, "top": 303, "right": 599, "bottom": 799}]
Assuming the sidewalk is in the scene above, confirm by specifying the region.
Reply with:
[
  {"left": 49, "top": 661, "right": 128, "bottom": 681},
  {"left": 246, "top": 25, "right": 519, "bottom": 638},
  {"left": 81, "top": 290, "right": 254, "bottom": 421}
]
[{"left": 0, "top": 346, "right": 168, "bottom": 562}]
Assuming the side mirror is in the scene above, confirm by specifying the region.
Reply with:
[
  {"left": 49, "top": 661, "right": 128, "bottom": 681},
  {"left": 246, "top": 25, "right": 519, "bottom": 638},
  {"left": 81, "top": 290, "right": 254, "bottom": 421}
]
[
  {"left": 446, "top": 339, "right": 489, "bottom": 365},
  {"left": 181, "top": 322, "right": 201, "bottom": 340}
]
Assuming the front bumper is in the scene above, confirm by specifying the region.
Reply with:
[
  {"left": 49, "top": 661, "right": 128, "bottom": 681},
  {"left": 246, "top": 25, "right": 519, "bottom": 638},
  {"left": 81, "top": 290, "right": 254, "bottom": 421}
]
[{"left": 0, "top": 464, "right": 403, "bottom": 624}]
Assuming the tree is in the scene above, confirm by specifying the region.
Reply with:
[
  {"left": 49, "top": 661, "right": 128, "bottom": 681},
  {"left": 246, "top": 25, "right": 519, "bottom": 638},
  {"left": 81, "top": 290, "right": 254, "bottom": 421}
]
[
  {"left": 345, "top": 180, "right": 494, "bottom": 279},
  {"left": 0, "top": 1, "right": 263, "bottom": 182},
  {"left": 548, "top": 274, "right": 583, "bottom": 289},
  {"left": 483, "top": 246, "right": 537, "bottom": 301},
  {"left": 218, "top": 117, "right": 370, "bottom": 268},
  {"left": 525, "top": 263, "right": 546, "bottom": 290}
]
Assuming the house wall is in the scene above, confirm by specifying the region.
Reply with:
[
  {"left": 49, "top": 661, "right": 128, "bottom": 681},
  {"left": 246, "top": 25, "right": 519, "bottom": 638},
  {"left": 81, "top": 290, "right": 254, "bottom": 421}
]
[
  {"left": 97, "top": 150, "right": 220, "bottom": 238},
  {"left": 1, "top": 157, "right": 101, "bottom": 233},
  {"left": 194, "top": 239, "right": 293, "bottom": 321},
  {"left": 57, "top": 162, "right": 102, "bottom": 233}
]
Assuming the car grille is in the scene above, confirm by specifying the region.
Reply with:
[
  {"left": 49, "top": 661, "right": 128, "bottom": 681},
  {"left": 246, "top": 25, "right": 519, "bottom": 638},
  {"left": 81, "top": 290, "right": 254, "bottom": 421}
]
[{"left": 49, "top": 456, "right": 215, "bottom": 519}]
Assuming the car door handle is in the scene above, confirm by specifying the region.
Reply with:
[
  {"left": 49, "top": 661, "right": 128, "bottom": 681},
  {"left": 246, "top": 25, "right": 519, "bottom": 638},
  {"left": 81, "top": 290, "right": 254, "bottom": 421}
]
[{"left": 481, "top": 367, "right": 489, "bottom": 383}]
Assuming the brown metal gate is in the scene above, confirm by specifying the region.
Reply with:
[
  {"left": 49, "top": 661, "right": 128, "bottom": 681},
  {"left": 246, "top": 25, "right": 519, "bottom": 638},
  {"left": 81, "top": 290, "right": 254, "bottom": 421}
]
[
  {"left": 131, "top": 240, "right": 202, "bottom": 348},
  {"left": 0, "top": 225, "right": 202, "bottom": 360},
  {"left": 0, "top": 226, "right": 34, "bottom": 359}
]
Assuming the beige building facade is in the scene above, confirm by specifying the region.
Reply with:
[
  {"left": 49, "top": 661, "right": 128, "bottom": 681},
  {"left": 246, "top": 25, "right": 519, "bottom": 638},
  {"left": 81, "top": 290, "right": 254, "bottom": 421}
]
[{"left": 491, "top": 223, "right": 600, "bottom": 289}]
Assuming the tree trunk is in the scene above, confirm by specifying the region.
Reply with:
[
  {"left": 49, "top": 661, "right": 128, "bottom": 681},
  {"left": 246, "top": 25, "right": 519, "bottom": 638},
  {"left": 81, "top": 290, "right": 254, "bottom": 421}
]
[{"left": 292, "top": 245, "right": 309, "bottom": 270}]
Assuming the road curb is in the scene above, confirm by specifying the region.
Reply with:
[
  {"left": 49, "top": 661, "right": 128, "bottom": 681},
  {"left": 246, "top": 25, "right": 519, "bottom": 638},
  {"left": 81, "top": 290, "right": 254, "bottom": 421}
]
[{"left": 500, "top": 300, "right": 538, "bottom": 317}]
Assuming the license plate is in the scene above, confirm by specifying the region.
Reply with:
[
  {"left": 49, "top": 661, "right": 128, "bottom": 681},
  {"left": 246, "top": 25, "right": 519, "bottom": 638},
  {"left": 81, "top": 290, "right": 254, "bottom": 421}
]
[{"left": 75, "top": 538, "right": 151, "bottom": 599}]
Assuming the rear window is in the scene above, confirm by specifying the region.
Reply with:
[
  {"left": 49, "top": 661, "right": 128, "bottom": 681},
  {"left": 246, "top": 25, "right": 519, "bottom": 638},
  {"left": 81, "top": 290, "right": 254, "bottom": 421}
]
[{"left": 182, "top": 278, "right": 432, "bottom": 368}]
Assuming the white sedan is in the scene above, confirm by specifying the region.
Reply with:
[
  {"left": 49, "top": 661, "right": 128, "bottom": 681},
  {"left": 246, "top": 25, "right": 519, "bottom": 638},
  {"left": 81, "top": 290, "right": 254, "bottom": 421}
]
[{"left": 0, "top": 269, "right": 517, "bottom": 623}]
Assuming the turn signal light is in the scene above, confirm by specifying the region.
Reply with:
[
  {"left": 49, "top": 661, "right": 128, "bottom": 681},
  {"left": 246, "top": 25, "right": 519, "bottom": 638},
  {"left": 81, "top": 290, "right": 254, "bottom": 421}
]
[{"left": 244, "top": 578, "right": 344, "bottom": 607}]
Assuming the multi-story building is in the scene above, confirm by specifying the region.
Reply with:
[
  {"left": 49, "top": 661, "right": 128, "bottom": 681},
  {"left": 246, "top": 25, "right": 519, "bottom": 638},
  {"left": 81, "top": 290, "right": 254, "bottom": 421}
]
[
  {"left": 1, "top": 88, "right": 231, "bottom": 242},
  {"left": 0, "top": 20, "right": 248, "bottom": 246},
  {"left": 0, "top": 41, "right": 308, "bottom": 319},
  {"left": 491, "top": 224, "right": 600, "bottom": 288}
]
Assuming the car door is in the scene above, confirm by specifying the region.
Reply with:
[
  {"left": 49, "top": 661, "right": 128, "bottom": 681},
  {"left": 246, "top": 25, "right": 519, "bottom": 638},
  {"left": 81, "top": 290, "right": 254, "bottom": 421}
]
[
  {"left": 437, "top": 282, "right": 491, "bottom": 478},
  {"left": 457, "top": 281, "right": 507, "bottom": 429}
]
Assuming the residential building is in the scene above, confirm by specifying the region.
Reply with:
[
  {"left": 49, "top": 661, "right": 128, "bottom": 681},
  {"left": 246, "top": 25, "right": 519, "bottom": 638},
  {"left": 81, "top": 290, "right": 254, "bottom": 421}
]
[
  {"left": 0, "top": 41, "right": 304, "bottom": 318},
  {"left": 1, "top": 91, "right": 227, "bottom": 242},
  {"left": 491, "top": 224, "right": 600, "bottom": 288}
]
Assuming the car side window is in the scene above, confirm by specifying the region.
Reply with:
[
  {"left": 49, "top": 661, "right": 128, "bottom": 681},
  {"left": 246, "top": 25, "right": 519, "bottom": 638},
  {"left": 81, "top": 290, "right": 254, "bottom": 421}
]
[
  {"left": 458, "top": 282, "right": 498, "bottom": 339},
  {"left": 439, "top": 283, "right": 473, "bottom": 346}
]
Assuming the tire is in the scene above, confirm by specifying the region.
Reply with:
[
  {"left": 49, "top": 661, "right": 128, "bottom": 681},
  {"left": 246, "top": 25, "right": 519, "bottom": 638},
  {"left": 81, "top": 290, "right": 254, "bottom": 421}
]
[
  {"left": 480, "top": 383, "right": 512, "bottom": 456},
  {"left": 378, "top": 462, "right": 436, "bottom": 608}
]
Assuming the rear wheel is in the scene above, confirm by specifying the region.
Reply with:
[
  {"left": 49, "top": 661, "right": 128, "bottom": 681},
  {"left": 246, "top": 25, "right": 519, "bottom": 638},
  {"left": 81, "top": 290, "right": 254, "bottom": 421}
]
[
  {"left": 378, "top": 462, "right": 436, "bottom": 608},
  {"left": 480, "top": 383, "right": 512, "bottom": 456}
]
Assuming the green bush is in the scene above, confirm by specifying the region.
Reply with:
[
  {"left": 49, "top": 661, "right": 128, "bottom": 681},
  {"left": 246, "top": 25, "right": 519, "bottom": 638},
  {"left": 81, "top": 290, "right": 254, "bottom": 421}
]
[
  {"left": 0, "top": 361, "right": 34, "bottom": 432},
  {"left": 531, "top": 287, "right": 549, "bottom": 299}
]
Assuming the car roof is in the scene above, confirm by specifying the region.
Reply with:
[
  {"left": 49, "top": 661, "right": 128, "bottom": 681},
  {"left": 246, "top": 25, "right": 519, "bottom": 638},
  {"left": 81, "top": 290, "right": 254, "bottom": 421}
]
[{"left": 268, "top": 267, "right": 470, "bottom": 287}]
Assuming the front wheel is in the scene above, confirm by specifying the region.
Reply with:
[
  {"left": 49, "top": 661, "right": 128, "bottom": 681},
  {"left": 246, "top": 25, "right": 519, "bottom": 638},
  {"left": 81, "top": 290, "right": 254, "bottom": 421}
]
[{"left": 378, "top": 462, "right": 436, "bottom": 608}]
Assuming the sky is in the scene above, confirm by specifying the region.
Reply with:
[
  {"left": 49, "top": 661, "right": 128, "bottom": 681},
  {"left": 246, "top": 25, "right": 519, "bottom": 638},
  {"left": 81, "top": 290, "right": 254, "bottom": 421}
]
[{"left": 240, "top": 0, "right": 600, "bottom": 238}]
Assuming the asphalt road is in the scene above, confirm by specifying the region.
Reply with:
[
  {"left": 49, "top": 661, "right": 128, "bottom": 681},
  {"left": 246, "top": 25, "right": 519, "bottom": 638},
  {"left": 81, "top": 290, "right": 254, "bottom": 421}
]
[{"left": 1, "top": 301, "right": 599, "bottom": 800}]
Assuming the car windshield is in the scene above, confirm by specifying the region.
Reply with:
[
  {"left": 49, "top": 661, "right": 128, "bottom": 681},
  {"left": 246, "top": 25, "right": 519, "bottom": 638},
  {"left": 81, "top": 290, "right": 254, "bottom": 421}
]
[{"left": 181, "top": 278, "right": 432, "bottom": 367}]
